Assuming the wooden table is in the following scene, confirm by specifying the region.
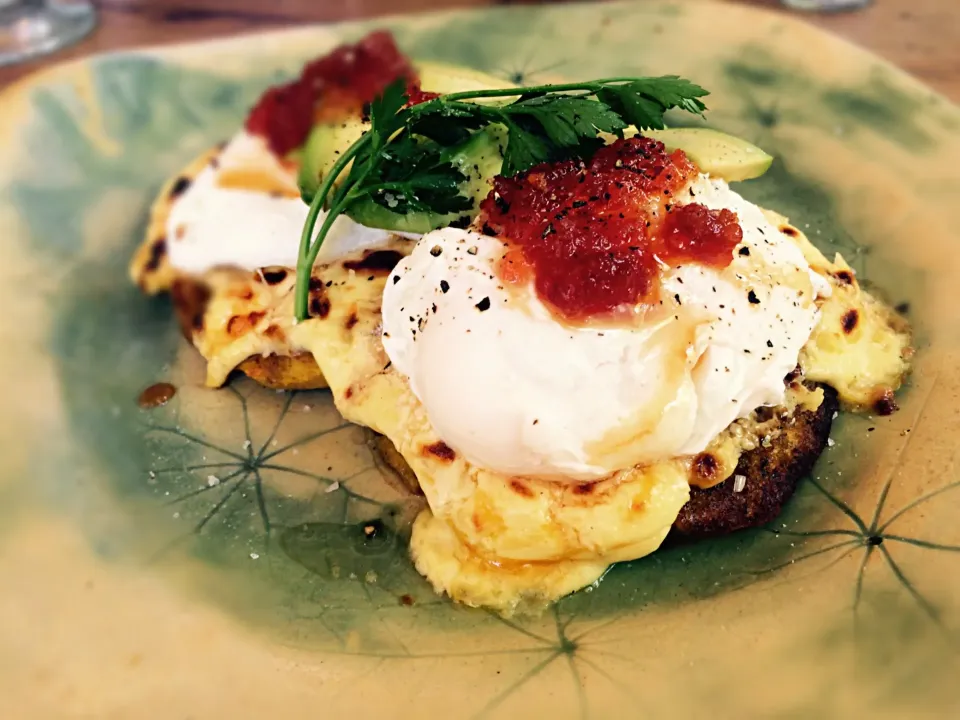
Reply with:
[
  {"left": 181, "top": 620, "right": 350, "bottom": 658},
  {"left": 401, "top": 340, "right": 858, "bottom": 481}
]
[{"left": 2, "top": 0, "right": 958, "bottom": 102}]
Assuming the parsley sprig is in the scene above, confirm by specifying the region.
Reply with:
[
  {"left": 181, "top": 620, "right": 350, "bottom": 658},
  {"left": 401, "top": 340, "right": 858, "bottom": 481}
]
[{"left": 294, "top": 76, "right": 708, "bottom": 321}]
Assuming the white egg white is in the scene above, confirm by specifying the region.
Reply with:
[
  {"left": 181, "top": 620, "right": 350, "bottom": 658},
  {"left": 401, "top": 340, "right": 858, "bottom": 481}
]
[{"left": 165, "top": 131, "right": 404, "bottom": 274}]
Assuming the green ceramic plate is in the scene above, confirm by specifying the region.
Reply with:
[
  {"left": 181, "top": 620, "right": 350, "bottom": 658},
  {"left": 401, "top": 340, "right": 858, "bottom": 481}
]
[{"left": 2, "top": 1, "right": 959, "bottom": 716}]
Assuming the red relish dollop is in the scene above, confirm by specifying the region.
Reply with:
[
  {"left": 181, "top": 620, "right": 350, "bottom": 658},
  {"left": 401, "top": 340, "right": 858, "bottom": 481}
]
[
  {"left": 246, "top": 30, "right": 430, "bottom": 156},
  {"left": 480, "top": 136, "right": 743, "bottom": 321}
]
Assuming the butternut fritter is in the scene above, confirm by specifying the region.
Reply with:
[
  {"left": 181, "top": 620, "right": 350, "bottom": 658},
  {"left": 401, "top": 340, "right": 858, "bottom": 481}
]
[{"left": 670, "top": 384, "right": 839, "bottom": 539}]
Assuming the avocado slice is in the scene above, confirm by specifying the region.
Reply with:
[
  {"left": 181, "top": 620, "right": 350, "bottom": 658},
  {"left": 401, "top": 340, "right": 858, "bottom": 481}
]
[
  {"left": 415, "top": 61, "right": 514, "bottom": 97},
  {"left": 345, "top": 124, "right": 506, "bottom": 234},
  {"left": 643, "top": 128, "right": 773, "bottom": 182},
  {"left": 298, "top": 118, "right": 368, "bottom": 203}
]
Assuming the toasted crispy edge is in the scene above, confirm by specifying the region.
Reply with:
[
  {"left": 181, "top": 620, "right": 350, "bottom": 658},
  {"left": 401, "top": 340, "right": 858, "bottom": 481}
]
[
  {"left": 368, "top": 384, "right": 839, "bottom": 540},
  {"left": 236, "top": 353, "right": 328, "bottom": 391},
  {"left": 366, "top": 429, "right": 424, "bottom": 497}
]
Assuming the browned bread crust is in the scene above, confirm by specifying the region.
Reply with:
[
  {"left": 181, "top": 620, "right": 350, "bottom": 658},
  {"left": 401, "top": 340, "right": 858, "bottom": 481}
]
[{"left": 368, "top": 431, "right": 423, "bottom": 495}]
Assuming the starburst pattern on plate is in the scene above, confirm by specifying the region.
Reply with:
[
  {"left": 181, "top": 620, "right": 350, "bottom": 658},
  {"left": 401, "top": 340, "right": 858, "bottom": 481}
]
[
  {"left": 756, "top": 475, "right": 960, "bottom": 635},
  {"left": 146, "top": 387, "right": 367, "bottom": 533},
  {"left": 137, "top": 381, "right": 411, "bottom": 558},
  {"left": 492, "top": 50, "right": 568, "bottom": 86},
  {"left": 748, "top": 373, "right": 960, "bottom": 639}
]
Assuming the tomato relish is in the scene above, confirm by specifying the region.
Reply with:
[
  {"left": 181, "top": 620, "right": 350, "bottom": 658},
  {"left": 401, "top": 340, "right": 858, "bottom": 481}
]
[
  {"left": 246, "top": 30, "right": 428, "bottom": 156},
  {"left": 479, "top": 136, "right": 743, "bottom": 321}
]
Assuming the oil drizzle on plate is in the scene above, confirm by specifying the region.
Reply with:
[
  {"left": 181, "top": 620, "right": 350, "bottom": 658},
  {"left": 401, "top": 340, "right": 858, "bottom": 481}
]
[{"left": 138, "top": 382, "right": 177, "bottom": 409}]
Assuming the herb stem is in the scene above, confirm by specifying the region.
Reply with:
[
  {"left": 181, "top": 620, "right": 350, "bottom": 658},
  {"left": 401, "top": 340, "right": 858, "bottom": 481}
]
[
  {"left": 297, "top": 191, "right": 325, "bottom": 265},
  {"left": 294, "top": 192, "right": 352, "bottom": 320},
  {"left": 299, "top": 132, "right": 371, "bottom": 248},
  {"left": 294, "top": 133, "right": 372, "bottom": 320},
  {"left": 296, "top": 158, "right": 380, "bottom": 320}
]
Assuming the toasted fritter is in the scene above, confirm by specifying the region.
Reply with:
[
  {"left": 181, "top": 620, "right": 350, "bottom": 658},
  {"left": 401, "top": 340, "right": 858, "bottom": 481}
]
[
  {"left": 368, "top": 431, "right": 423, "bottom": 495},
  {"left": 670, "top": 384, "right": 838, "bottom": 539},
  {"left": 237, "top": 353, "right": 326, "bottom": 390},
  {"left": 370, "top": 384, "right": 838, "bottom": 539},
  {"left": 132, "top": 150, "right": 328, "bottom": 390}
]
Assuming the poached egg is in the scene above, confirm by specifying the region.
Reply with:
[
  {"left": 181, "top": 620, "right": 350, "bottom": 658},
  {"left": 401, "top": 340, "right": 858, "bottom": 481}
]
[
  {"left": 382, "top": 176, "right": 831, "bottom": 480},
  {"left": 165, "top": 131, "right": 404, "bottom": 275}
]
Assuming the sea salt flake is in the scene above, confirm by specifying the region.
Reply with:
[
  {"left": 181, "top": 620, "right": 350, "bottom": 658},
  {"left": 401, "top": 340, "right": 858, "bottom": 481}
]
[
  {"left": 733, "top": 474, "right": 747, "bottom": 493},
  {"left": 207, "top": 475, "right": 220, "bottom": 487},
  {"left": 325, "top": 481, "right": 340, "bottom": 493},
  {"left": 250, "top": 553, "right": 260, "bottom": 560},
  {"left": 827, "top": 438, "right": 836, "bottom": 447}
]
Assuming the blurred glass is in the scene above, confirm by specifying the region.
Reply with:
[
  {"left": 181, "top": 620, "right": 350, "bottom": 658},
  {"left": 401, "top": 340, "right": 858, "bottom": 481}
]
[
  {"left": 0, "top": 0, "right": 96, "bottom": 66},
  {"left": 781, "top": 0, "right": 872, "bottom": 10}
]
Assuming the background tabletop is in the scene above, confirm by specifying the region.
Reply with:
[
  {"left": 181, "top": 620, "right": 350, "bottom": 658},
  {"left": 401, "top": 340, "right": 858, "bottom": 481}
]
[{"left": 1, "top": 0, "right": 958, "bottom": 102}]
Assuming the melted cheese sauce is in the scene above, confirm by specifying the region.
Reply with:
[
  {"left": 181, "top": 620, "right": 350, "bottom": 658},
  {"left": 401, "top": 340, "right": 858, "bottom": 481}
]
[{"left": 762, "top": 210, "right": 912, "bottom": 409}]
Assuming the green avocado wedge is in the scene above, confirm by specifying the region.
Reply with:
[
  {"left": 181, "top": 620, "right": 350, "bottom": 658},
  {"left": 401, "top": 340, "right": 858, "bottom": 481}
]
[
  {"left": 298, "top": 118, "right": 368, "bottom": 203},
  {"left": 642, "top": 127, "right": 774, "bottom": 182}
]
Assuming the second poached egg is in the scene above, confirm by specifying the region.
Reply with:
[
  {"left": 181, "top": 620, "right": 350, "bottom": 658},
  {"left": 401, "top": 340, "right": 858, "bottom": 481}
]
[{"left": 382, "top": 176, "right": 830, "bottom": 481}]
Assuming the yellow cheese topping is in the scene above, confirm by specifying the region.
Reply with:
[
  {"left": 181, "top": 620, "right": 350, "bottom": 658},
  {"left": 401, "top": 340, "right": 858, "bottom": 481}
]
[{"left": 762, "top": 210, "right": 912, "bottom": 411}]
